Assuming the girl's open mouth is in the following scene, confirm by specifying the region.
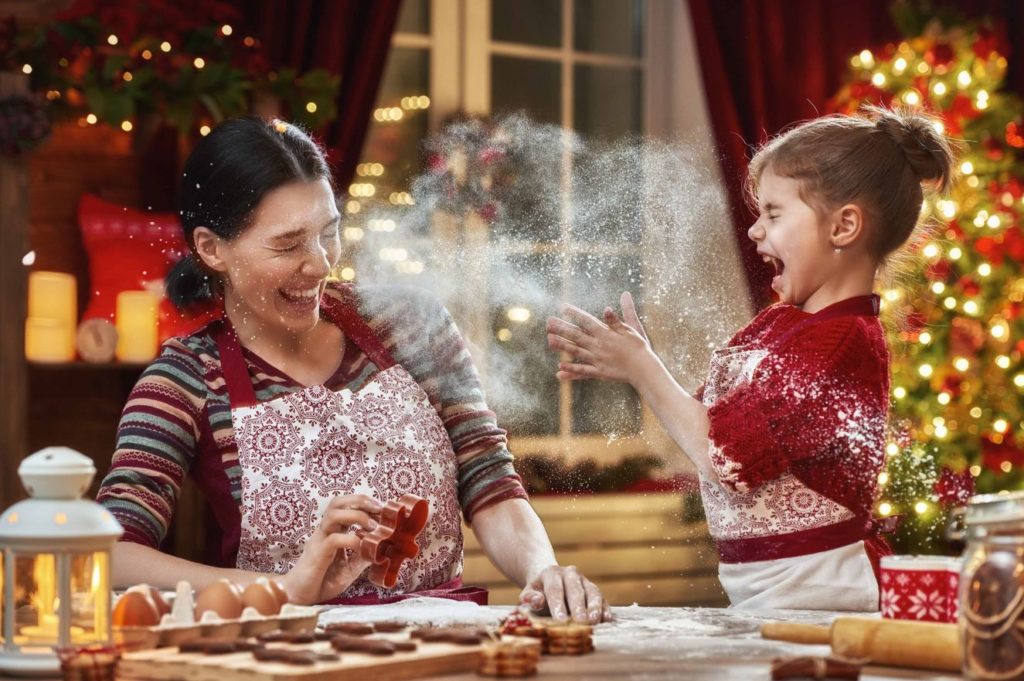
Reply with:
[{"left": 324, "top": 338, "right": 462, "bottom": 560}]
[{"left": 763, "top": 254, "right": 785, "bottom": 289}]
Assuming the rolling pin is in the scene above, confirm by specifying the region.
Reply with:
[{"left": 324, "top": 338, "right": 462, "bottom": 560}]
[{"left": 761, "top": 617, "right": 960, "bottom": 672}]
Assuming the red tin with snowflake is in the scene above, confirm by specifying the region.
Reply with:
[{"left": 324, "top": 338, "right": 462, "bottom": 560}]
[{"left": 880, "top": 555, "right": 962, "bottom": 623}]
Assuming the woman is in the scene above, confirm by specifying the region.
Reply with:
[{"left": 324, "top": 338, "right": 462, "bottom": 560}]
[{"left": 97, "top": 117, "right": 610, "bottom": 623}]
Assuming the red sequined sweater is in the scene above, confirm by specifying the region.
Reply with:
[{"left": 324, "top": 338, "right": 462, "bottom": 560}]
[{"left": 703, "top": 295, "right": 890, "bottom": 518}]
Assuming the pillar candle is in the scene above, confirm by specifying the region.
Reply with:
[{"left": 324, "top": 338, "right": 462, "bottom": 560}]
[
  {"left": 27, "top": 271, "right": 76, "bottom": 357},
  {"left": 25, "top": 318, "right": 74, "bottom": 363},
  {"left": 115, "top": 291, "right": 158, "bottom": 363}
]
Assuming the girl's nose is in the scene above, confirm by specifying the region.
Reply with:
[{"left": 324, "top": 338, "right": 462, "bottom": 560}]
[{"left": 747, "top": 221, "right": 764, "bottom": 242}]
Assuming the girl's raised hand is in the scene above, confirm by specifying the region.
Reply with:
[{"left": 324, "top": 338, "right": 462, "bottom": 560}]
[{"left": 546, "top": 292, "right": 651, "bottom": 383}]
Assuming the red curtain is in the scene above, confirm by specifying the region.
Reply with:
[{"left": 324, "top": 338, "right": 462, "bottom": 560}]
[
  {"left": 239, "top": 0, "right": 402, "bottom": 192},
  {"left": 688, "top": 0, "right": 1024, "bottom": 307}
]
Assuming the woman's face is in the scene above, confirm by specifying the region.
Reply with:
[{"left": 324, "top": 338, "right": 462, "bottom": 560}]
[{"left": 209, "top": 178, "right": 342, "bottom": 337}]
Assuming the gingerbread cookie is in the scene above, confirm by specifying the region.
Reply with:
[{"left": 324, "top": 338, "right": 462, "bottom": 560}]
[
  {"left": 179, "top": 638, "right": 259, "bottom": 655},
  {"left": 478, "top": 641, "right": 541, "bottom": 678},
  {"left": 329, "top": 635, "right": 417, "bottom": 655},
  {"left": 323, "top": 622, "right": 375, "bottom": 636},
  {"left": 410, "top": 626, "right": 487, "bottom": 645},
  {"left": 251, "top": 647, "right": 341, "bottom": 666}
]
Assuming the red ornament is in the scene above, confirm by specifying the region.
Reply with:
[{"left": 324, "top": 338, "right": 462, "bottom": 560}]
[
  {"left": 957, "top": 276, "right": 981, "bottom": 297},
  {"left": 933, "top": 467, "right": 975, "bottom": 506},
  {"left": 478, "top": 202, "right": 498, "bottom": 223},
  {"left": 426, "top": 153, "right": 446, "bottom": 173},
  {"left": 1007, "top": 121, "right": 1024, "bottom": 148},
  {"left": 972, "top": 25, "right": 1007, "bottom": 60},
  {"left": 1004, "top": 227, "right": 1024, "bottom": 263},
  {"left": 941, "top": 374, "right": 963, "bottom": 398},
  {"left": 985, "top": 136, "right": 1005, "bottom": 162},
  {"left": 925, "top": 259, "right": 951, "bottom": 281},
  {"left": 981, "top": 437, "right": 1024, "bottom": 473},
  {"left": 949, "top": 316, "right": 985, "bottom": 357},
  {"left": 973, "top": 236, "right": 1003, "bottom": 265},
  {"left": 904, "top": 310, "right": 927, "bottom": 334},
  {"left": 477, "top": 147, "right": 505, "bottom": 165},
  {"left": 925, "top": 42, "right": 955, "bottom": 67}
]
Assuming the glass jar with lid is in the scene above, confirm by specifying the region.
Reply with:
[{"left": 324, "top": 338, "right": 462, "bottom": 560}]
[{"left": 959, "top": 491, "right": 1024, "bottom": 681}]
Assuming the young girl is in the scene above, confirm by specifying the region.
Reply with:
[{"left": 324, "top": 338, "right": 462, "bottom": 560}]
[{"left": 546, "top": 107, "right": 956, "bottom": 610}]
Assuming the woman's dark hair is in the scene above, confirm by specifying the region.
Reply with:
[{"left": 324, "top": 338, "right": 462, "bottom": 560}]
[{"left": 166, "top": 117, "right": 333, "bottom": 309}]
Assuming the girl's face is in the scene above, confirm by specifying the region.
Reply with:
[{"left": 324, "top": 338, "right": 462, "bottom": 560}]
[
  {"left": 747, "top": 169, "right": 835, "bottom": 308},
  {"left": 213, "top": 179, "right": 341, "bottom": 336}
]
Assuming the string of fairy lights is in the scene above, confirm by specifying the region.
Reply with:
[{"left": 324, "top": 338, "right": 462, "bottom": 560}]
[{"left": 336, "top": 94, "right": 431, "bottom": 283}]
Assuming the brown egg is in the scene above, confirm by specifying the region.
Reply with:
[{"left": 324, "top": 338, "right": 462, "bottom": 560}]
[
  {"left": 112, "top": 590, "right": 161, "bottom": 627},
  {"left": 145, "top": 585, "right": 171, "bottom": 618},
  {"left": 241, "top": 580, "right": 281, "bottom": 616},
  {"left": 194, "top": 579, "right": 243, "bottom": 620},
  {"left": 267, "top": 579, "right": 289, "bottom": 608}
]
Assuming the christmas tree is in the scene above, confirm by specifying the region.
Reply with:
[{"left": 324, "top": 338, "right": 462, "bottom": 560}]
[{"left": 829, "top": 15, "right": 1024, "bottom": 553}]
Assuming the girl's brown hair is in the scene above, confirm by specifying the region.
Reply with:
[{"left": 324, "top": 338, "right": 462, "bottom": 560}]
[{"left": 746, "top": 106, "right": 958, "bottom": 262}]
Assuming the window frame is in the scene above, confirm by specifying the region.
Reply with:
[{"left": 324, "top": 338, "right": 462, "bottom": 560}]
[{"left": 372, "top": 0, "right": 686, "bottom": 463}]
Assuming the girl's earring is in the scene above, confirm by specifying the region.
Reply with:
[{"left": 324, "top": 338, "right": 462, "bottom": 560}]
[{"left": 834, "top": 246, "right": 842, "bottom": 254}]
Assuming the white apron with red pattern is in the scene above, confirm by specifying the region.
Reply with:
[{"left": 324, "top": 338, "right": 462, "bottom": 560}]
[
  {"left": 700, "top": 340, "right": 879, "bottom": 611},
  {"left": 215, "top": 291, "right": 478, "bottom": 603}
]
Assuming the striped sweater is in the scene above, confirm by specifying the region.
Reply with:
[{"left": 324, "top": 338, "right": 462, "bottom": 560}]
[{"left": 97, "top": 283, "right": 528, "bottom": 566}]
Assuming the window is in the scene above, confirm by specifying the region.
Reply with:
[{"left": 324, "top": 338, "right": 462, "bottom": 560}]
[{"left": 347, "top": 0, "right": 677, "bottom": 461}]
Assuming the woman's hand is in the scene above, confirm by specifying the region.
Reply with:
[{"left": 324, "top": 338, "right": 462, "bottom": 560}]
[
  {"left": 519, "top": 564, "right": 613, "bottom": 624},
  {"left": 278, "top": 494, "right": 383, "bottom": 604},
  {"left": 546, "top": 291, "right": 652, "bottom": 384}
]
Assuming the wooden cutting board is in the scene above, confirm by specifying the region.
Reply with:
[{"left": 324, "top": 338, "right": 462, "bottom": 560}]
[{"left": 118, "top": 635, "right": 540, "bottom": 681}]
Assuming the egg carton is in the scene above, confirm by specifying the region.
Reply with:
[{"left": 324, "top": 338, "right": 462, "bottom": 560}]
[
  {"left": 113, "top": 580, "right": 320, "bottom": 650},
  {"left": 114, "top": 603, "right": 321, "bottom": 650}
]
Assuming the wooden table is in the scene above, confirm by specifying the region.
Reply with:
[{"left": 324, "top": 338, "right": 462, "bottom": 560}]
[
  {"left": 0, "top": 606, "right": 965, "bottom": 681},
  {"left": 438, "top": 606, "right": 965, "bottom": 681}
]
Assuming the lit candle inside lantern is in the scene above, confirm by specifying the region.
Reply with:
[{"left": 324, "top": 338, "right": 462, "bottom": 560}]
[
  {"left": 26, "top": 318, "right": 74, "bottom": 362},
  {"left": 27, "top": 271, "right": 76, "bottom": 359},
  {"left": 115, "top": 291, "right": 158, "bottom": 362}
]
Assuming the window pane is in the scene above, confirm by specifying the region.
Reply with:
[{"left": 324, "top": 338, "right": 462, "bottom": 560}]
[
  {"left": 359, "top": 47, "right": 430, "bottom": 198},
  {"left": 568, "top": 254, "right": 643, "bottom": 435},
  {"left": 492, "top": 0, "right": 561, "bottom": 47},
  {"left": 492, "top": 57, "right": 561, "bottom": 127},
  {"left": 570, "top": 141, "right": 643, "bottom": 244},
  {"left": 574, "top": 0, "right": 644, "bottom": 56},
  {"left": 573, "top": 64, "right": 642, "bottom": 139},
  {"left": 489, "top": 253, "right": 562, "bottom": 436},
  {"left": 397, "top": 0, "right": 430, "bottom": 34}
]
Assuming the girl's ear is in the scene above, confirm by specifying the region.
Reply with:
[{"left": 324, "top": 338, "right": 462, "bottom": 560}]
[
  {"left": 193, "top": 226, "right": 229, "bottom": 274},
  {"left": 831, "top": 203, "right": 865, "bottom": 249}
]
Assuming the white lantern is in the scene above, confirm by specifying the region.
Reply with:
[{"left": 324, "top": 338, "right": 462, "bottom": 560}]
[{"left": 0, "top": 448, "right": 122, "bottom": 676}]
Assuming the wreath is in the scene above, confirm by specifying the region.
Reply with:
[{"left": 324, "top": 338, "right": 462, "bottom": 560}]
[{"left": 0, "top": 94, "right": 50, "bottom": 156}]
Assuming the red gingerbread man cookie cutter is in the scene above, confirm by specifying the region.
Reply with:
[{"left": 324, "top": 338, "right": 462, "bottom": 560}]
[{"left": 356, "top": 493, "right": 429, "bottom": 588}]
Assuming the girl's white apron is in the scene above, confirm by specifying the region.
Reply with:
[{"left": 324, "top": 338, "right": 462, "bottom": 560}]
[{"left": 699, "top": 342, "right": 878, "bottom": 611}]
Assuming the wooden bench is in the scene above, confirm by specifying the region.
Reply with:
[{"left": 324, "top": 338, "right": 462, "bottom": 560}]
[{"left": 462, "top": 492, "right": 727, "bottom": 607}]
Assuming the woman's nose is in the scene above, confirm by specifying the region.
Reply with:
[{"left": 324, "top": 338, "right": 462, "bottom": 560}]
[{"left": 303, "top": 243, "right": 332, "bottom": 278}]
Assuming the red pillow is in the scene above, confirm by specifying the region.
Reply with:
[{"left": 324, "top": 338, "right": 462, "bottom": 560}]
[{"left": 78, "top": 194, "right": 217, "bottom": 341}]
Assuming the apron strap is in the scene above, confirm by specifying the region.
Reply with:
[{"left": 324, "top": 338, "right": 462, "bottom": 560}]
[
  {"left": 214, "top": 321, "right": 260, "bottom": 410},
  {"left": 213, "top": 285, "right": 400, "bottom": 410}
]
